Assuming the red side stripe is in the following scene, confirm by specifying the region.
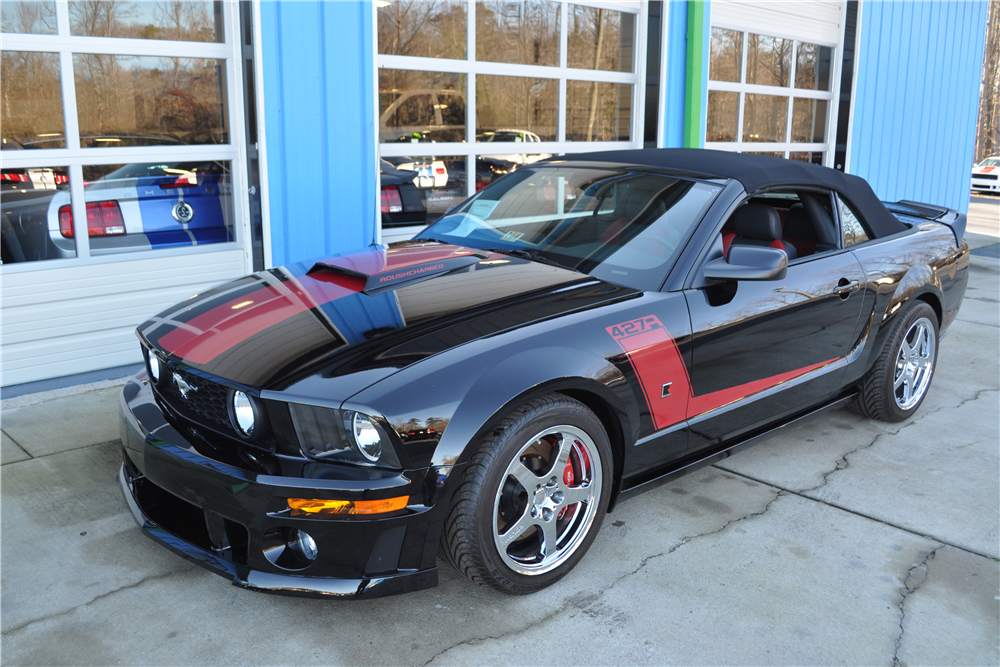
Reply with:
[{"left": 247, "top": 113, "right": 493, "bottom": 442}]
[
  {"left": 158, "top": 271, "right": 365, "bottom": 364},
  {"left": 607, "top": 316, "right": 690, "bottom": 430},
  {"left": 686, "top": 358, "right": 835, "bottom": 418},
  {"left": 608, "top": 315, "right": 839, "bottom": 431}
]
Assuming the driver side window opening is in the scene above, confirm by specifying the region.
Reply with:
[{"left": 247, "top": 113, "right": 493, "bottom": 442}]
[{"left": 719, "top": 189, "right": 839, "bottom": 264}]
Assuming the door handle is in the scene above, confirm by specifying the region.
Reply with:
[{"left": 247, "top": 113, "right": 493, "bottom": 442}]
[{"left": 833, "top": 279, "right": 860, "bottom": 297}]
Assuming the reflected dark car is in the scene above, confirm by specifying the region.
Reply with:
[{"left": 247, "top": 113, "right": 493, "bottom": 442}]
[
  {"left": 380, "top": 156, "right": 516, "bottom": 233},
  {"left": 119, "top": 149, "right": 968, "bottom": 599}
]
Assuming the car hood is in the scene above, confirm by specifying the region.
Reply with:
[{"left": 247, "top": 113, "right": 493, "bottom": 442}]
[
  {"left": 138, "top": 241, "right": 636, "bottom": 396},
  {"left": 972, "top": 165, "right": 997, "bottom": 174}
]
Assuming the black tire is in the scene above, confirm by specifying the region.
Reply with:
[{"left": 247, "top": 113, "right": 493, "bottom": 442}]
[
  {"left": 441, "top": 394, "right": 613, "bottom": 594},
  {"left": 856, "top": 301, "right": 939, "bottom": 422}
]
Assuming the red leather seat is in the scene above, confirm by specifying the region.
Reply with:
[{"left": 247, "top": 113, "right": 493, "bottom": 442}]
[{"left": 723, "top": 204, "right": 797, "bottom": 260}]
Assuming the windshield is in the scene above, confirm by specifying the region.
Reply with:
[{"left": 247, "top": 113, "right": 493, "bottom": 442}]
[
  {"left": 979, "top": 157, "right": 1000, "bottom": 167},
  {"left": 421, "top": 166, "right": 722, "bottom": 291}
]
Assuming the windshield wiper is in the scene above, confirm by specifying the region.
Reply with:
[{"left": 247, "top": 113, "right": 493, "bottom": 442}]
[{"left": 478, "top": 247, "right": 576, "bottom": 272}]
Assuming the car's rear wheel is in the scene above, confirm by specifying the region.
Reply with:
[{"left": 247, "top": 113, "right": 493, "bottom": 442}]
[
  {"left": 856, "top": 301, "right": 938, "bottom": 422},
  {"left": 441, "top": 394, "right": 612, "bottom": 594}
]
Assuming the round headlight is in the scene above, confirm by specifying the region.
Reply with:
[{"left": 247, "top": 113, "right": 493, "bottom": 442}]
[
  {"left": 232, "top": 391, "right": 256, "bottom": 436},
  {"left": 147, "top": 352, "right": 161, "bottom": 383},
  {"left": 352, "top": 413, "right": 382, "bottom": 462}
]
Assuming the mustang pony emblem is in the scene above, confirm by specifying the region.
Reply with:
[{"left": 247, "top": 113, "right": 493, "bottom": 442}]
[{"left": 173, "top": 373, "right": 198, "bottom": 399}]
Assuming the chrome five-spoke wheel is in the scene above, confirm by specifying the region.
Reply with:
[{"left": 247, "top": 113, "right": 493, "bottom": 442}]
[
  {"left": 442, "top": 394, "right": 612, "bottom": 594},
  {"left": 857, "top": 301, "right": 939, "bottom": 423},
  {"left": 492, "top": 426, "right": 602, "bottom": 575},
  {"left": 893, "top": 317, "right": 936, "bottom": 410}
]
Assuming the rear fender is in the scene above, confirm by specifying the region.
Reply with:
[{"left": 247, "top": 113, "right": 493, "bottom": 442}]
[{"left": 866, "top": 264, "right": 944, "bottom": 364}]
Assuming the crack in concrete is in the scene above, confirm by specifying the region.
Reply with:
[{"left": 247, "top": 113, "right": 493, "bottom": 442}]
[
  {"left": 420, "top": 489, "right": 784, "bottom": 667},
  {"left": 892, "top": 546, "right": 941, "bottom": 667},
  {"left": 1, "top": 567, "right": 193, "bottom": 637},
  {"left": 713, "top": 467, "right": 997, "bottom": 561},
  {"left": 795, "top": 389, "right": 997, "bottom": 495}
]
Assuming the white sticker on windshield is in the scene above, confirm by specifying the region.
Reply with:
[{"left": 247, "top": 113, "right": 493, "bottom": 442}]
[{"left": 468, "top": 199, "right": 499, "bottom": 219}]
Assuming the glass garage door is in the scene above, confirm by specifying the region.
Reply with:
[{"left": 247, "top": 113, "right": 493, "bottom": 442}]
[
  {"left": 376, "top": 0, "right": 646, "bottom": 242},
  {"left": 0, "top": 0, "right": 251, "bottom": 386}
]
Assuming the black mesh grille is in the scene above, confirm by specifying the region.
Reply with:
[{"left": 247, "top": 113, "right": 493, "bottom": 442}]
[{"left": 155, "top": 366, "right": 235, "bottom": 436}]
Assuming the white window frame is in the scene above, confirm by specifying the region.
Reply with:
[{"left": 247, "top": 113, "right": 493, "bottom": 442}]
[
  {"left": 706, "top": 23, "right": 840, "bottom": 165},
  {"left": 0, "top": 0, "right": 252, "bottom": 275},
  {"left": 375, "top": 0, "right": 648, "bottom": 202}
]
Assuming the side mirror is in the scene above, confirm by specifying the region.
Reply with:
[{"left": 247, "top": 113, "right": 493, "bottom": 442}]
[{"left": 703, "top": 245, "right": 788, "bottom": 281}]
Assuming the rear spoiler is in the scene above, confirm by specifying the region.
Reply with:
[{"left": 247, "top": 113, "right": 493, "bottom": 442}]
[{"left": 882, "top": 199, "right": 966, "bottom": 247}]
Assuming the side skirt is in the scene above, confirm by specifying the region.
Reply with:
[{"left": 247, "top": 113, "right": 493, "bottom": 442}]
[{"left": 613, "top": 391, "right": 858, "bottom": 506}]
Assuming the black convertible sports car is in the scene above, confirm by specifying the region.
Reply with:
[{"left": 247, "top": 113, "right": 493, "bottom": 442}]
[{"left": 119, "top": 149, "right": 969, "bottom": 598}]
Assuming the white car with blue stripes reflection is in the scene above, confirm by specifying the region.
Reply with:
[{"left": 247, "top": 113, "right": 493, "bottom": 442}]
[{"left": 47, "top": 160, "right": 234, "bottom": 258}]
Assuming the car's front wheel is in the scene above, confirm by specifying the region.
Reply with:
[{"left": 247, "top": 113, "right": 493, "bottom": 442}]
[
  {"left": 857, "top": 300, "right": 939, "bottom": 422},
  {"left": 441, "top": 394, "right": 612, "bottom": 594}
]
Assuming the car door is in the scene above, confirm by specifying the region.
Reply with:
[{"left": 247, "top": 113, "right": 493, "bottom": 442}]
[{"left": 682, "top": 191, "right": 867, "bottom": 451}]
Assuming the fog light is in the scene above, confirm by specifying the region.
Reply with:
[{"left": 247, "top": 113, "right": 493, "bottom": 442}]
[
  {"left": 148, "top": 352, "right": 161, "bottom": 383},
  {"left": 294, "top": 530, "right": 318, "bottom": 561},
  {"left": 288, "top": 496, "right": 409, "bottom": 516},
  {"left": 261, "top": 527, "right": 318, "bottom": 570}
]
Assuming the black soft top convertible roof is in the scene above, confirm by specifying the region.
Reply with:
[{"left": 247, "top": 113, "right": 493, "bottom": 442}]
[{"left": 557, "top": 148, "right": 907, "bottom": 239}]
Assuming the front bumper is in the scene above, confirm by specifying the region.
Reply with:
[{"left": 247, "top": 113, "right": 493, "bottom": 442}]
[
  {"left": 971, "top": 178, "right": 999, "bottom": 192},
  {"left": 118, "top": 375, "right": 449, "bottom": 599}
]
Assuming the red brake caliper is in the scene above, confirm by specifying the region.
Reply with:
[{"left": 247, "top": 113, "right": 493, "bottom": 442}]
[{"left": 558, "top": 442, "right": 581, "bottom": 520}]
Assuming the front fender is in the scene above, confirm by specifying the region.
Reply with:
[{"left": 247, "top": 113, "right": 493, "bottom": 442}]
[{"left": 429, "top": 346, "right": 635, "bottom": 468}]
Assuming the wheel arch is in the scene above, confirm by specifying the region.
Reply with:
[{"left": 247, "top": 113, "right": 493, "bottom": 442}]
[{"left": 428, "top": 347, "right": 639, "bottom": 496}]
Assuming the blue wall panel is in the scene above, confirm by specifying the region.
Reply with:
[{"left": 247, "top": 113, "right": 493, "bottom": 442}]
[
  {"left": 260, "top": 0, "right": 376, "bottom": 267},
  {"left": 850, "top": 1, "right": 988, "bottom": 214},
  {"left": 662, "top": 0, "right": 688, "bottom": 147},
  {"left": 661, "top": 1, "right": 710, "bottom": 148}
]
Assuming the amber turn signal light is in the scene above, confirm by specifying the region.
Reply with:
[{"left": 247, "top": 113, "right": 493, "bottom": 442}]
[{"left": 288, "top": 496, "right": 409, "bottom": 516}]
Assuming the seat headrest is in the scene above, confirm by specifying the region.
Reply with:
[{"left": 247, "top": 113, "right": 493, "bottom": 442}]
[
  {"left": 783, "top": 204, "right": 816, "bottom": 240},
  {"left": 732, "top": 204, "right": 782, "bottom": 241}
]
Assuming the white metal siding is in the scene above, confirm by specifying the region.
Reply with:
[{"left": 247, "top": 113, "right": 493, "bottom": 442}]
[
  {"left": 712, "top": 1, "right": 845, "bottom": 46},
  {"left": 1, "top": 251, "right": 246, "bottom": 386}
]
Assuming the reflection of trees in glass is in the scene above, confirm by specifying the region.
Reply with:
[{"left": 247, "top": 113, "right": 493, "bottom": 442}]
[
  {"left": 566, "top": 82, "right": 629, "bottom": 141},
  {"left": 476, "top": 75, "right": 557, "bottom": 141},
  {"left": 565, "top": 7, "right": 633, "bottom": 142},
  {"left": 743, "top": 94, "right": 787, "bottom": 142},
  {"left": 378, "top": 70, "right": 466, "bottom": 142},
  {"left": 377, "top": 0, "right": 466, "bottom": 59},
  {"left": 69, "top": 0, "right": 221, "bottom": 42},
  {"left": 566, "top": 5, "right": 632, "bottom": 72},
  {"left": 710, "top": 27, "right": 742, "bottom": 82},
  {"left": 792, "top": 98, "right": 826, "bottom": 143},
  {"left": 747, "top": 34, "right": 791, "bottom": 87},
  {"left": 73, "top": 55, "right": 227, "bottom": 145},
  {"left": 707, "top": 91, "right": 738, "bottom": 142},
  {"left": 795, "top": 43, "right": 831, "bottom": 91},
  {"left": 1, "top": 52, "right": 65, "bottom": 148},
  {"left": 0, "top": 1, "right": 57, "bottom": 35},
  {"left": 476, "top": 1, "right": 560, "bottom": 67}
]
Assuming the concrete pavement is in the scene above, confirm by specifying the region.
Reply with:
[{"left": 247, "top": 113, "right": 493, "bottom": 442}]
[{"left": 2, "top": 223, "right": 997, "bottom": 665}]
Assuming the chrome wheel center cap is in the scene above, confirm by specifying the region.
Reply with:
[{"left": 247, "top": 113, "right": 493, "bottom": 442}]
[{"left": 531, "top": 479, "right": 564, "bottom": 522}]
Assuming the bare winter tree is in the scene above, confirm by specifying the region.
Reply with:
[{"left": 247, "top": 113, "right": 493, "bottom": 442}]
[{"left": 976, "top": 0, "right": 1000, "bottom": 163}]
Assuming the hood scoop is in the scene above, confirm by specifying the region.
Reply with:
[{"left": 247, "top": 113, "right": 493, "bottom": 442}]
[{"left": 310, "top": 242, "right": 487, "bottom": 294}]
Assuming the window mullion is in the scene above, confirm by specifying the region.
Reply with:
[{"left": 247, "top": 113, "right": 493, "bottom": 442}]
[
  {"left": 466, "top": 0, "right": 476, "bottom": 198},
  {"left": 558, "top": 0, "right": 568, "bottom": 146},
  {"left": 55, "top": 0, "right": 70, "bottom": 35},
  {"left": 785, "top": 40, "right": 796, "bottom": 153}
]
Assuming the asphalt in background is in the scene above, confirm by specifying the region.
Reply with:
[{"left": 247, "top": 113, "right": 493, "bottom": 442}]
[{"left": 2, "top": 212, "right": 997, "bottom": 666}]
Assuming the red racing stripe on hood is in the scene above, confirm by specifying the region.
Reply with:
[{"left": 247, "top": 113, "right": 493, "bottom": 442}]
[{"left": 157, "top": 271, "right": 365, "bottom": 365}]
